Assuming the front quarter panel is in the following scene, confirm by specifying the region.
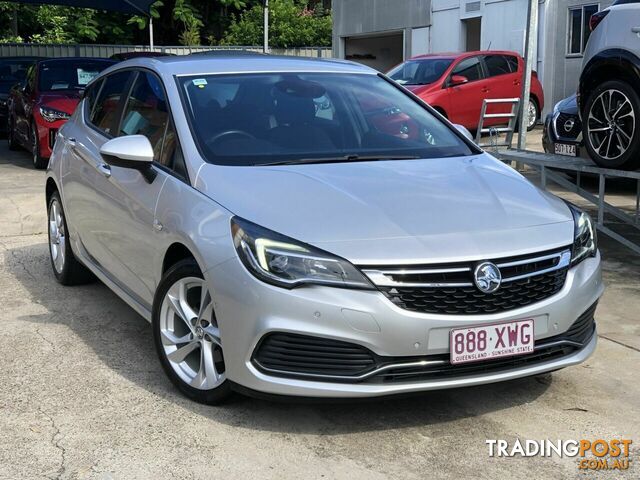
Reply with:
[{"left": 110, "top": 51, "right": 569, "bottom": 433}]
[{"left": 153, "top": 174, "right": 236, "bottom": 289}]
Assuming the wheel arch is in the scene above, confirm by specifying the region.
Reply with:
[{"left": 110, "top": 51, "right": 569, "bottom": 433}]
[
  {"left": 162, "top": 242, "right": 200, "bottom": 275},
  {"left": 45, "top": 177, "right": 59, "bottom": 207},
  {"left": 578, "top": 49, "right": 640, "bottom": 113}
]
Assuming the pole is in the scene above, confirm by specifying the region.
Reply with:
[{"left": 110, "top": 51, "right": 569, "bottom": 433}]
[
  {"left": 263, "top": 0, "right": 269, "bottom": 53},
  {"left": 517, "top": 0, "right": 539, "bottom": 150},
  {"left": 149, "top": 16, "right": 154, "bottom": 51}
]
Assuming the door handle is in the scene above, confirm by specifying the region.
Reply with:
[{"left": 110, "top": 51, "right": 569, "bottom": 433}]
[
  {"left": 632, "top": 26, "right": 640, "bottom": 33},
  {"left": 481, "top": 87, "right": 490, "bottom": 93},
  {"left": 97, "top": 163, "right": 111, "bottom": 178}
]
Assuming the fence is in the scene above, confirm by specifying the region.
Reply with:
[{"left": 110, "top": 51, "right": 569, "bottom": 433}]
[{"left": 0, "top": 43, "right": 332, "bottom": 59}]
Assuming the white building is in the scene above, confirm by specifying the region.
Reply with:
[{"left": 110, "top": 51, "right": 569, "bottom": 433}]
[{"left": 332, "top": 0, "right": 611, "bottom": 115}]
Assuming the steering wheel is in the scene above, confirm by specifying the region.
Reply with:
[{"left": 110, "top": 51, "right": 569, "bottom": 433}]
[{"left": 210, "top": 130, "right": 256, "bottom": 144}]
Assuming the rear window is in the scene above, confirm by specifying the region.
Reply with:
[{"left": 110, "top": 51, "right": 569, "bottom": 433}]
[
  {"left": 90, "top": 71, "right": 132, "bottom": 135},
  {"left": 180, "top": 72, "right": 475, "bottom": 166},
  {"left": 484, "top": 55, "right": 512, "bottom": 77}
]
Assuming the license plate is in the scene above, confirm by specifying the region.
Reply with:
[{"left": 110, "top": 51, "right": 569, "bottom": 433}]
[
  {"left": 450, "top": 319, "right": 534, "bottom": 365},
  {"left": 554, "top": 143, "right": 577, "bottom": 157}
]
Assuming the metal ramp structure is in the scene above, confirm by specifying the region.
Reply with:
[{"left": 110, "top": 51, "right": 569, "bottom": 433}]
[
  {"left": 494, "top": 149, "right": 640, "bottom": 255},
  {"left": 475, "top": 98, "right": 520, "bottom": 149}
]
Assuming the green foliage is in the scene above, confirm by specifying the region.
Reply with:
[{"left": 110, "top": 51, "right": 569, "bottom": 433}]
[
  {"left": 128, "top": 0, "right": 163, "bottom": 30},
  {"left": 173, "top": 0, "right": 203, "bottom": 45},
  {"left": 221, "top": 0, "right": 331, "bottom": 48},
  {"left": 0, "top": 0, "right": 330, "bottom": 47}
]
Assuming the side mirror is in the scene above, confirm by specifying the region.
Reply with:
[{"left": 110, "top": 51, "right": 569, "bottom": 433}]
[
  {"left": 454, "top": 124, "right": 474, "bottom": 142},
  {"left": 449, "top": 75, "right": 469, "bottom": 87},
  {"left": 99, "top": 135, "right": 157, "bottom": 183}
]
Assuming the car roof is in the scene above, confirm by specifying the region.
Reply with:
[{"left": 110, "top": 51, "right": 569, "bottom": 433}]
[
  {"left": 0, "top": 56, "right": 44, "bottom": 61},
  {"left": 409, "top": 50, "right": 521, "bottom": 61},
  {"left": 37, "top": 57, "right": 116, "bottom": 67},
  {"left": 102, "top": 53, "right": 376, "bottom": 77}
]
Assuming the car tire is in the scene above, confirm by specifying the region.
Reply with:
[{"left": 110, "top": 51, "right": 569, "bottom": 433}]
[
  {"left": 31, "top": 122, "right": 48, "bottom": 169},
  {"left": 526, "top": 98, "right": 539, "bottom": 132},
  {"left": 583, "top": 80, "right": 640, "bottom": 170},
  {"left": 47, "top": 191, "right": 95, "bottom": 285},
  {"left": 7, "top": 117, "right": 19, "bottom": 151},
  {"left": 152, "top": 259, "right": 232, "bottom": 405}
]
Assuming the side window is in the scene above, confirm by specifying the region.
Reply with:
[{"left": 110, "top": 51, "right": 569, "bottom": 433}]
[
  {"left": 84, "top": 78, "right": 103, "bottom": 119},
  {"left": 120, "top": 71, "right": 169, "bottom": 161},
  {"left": 484, "top": 55, "right": 512, "bottom": 77},
  {"left": 505, "top": 55, "right": 519, "bottom": 73},
  {"left": 90, "top": 70, "right": 132, "bottom": 136},
  {"left": 24, "top": 66, "right": 35, "bottom": 93},
  {"left": 451, "top": 57, "right": 483, "bottom": 82}
]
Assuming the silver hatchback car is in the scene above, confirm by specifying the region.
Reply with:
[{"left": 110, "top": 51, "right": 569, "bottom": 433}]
[{"left": 45, "top": 55, "right": 603, "bottom": 403}]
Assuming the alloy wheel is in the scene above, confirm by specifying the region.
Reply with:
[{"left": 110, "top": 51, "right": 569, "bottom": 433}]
[
  {"left": 587, "top": 89, "right": 635, "bottom": 160},
  {"left": 48, "top": 198, "right": 66, "bottom": 274},
  {"left": 159, "top": 277, "right": 225, "bottom": 390},
  {"left": 527, "top": 100, "right": 537, "bottom": 129}
]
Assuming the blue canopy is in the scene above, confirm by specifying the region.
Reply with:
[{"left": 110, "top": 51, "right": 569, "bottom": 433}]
[{"left": 5, "top": 0, "right": 154, "bottom": 15}]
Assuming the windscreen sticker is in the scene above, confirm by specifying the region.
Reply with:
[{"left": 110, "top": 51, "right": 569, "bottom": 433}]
[
  {"left": 192, "top": 78, "right": 207, "bottom": 88},
  {"left": 77, "top": 69, "right": 99, "bottom": 85}
]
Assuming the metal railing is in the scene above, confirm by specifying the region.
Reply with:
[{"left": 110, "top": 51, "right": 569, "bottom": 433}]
[
  {"left": 0, "top": 43, "right": 332, "bottom": 59},
  {"left": 495, "top": 150, "right": 640, "bottom": 255},
  {"left": 475, "top": 98, "right": 520, "bottom": 149}
]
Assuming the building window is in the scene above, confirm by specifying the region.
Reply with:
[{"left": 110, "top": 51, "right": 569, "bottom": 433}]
[{"left": 568, "top": 4, "right": 599, "bottom": 55}]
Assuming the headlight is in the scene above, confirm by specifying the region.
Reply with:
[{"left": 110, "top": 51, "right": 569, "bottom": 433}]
[
  {"left": 39, "top": 106, "right": 71, "bottom": 123},
  {"left": 569, "top": 204, "right": 597, "bottom": 265},
  {"left": 231, "top": 216, "right": 373, "bottom": 289}
]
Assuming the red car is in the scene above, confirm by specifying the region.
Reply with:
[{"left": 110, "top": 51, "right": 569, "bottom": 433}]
[
  {"left": 7, "top": 57, "right": 115, "bottom": 168},
  {"left": 387, "top": 51, "right": 544, "bottom": 133}
]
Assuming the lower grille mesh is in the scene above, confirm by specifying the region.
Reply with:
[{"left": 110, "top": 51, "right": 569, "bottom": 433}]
[{"left": 253, "top": 333, "right": 376, "bottom": 377}]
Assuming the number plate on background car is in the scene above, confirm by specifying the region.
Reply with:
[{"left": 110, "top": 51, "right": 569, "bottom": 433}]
[
  {"left": 450, "top": 319, "right": 534, "bottom": 365},
  {"left": 554, "top": 143, "right": 577, "bottom": 157}
]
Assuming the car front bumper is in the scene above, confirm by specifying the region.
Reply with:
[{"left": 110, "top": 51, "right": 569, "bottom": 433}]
[
  {"left": 543, "top": 112, "right": 591, "bottom": 160},
  {"left": 205, "top": 250, "right": 603, "bottom": 398}
]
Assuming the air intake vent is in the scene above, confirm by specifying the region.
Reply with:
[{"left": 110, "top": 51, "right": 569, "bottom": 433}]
[{"left": 466, "top": 1, "right": 481, "bottom": 12}]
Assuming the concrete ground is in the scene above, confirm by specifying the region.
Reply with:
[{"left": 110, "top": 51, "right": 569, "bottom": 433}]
[{"left": 0, "top": 139, "right": 639, "bottom": 480}]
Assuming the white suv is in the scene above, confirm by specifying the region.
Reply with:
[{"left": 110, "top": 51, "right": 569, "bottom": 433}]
[{"left": 579, "top": 0, "right": 640, "bottom": 170}]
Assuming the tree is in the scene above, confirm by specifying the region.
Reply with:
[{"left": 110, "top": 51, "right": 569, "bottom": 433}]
[
  {"left": 221, "top": 0, "right": 331, "bottom": 48},
  {"left": 0, "top": 0, "right": 330, "bottom": 47}
]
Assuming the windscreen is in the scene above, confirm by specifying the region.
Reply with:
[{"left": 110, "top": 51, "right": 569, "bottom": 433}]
[
  {"left": 39, "top": 61, "right": 112, "bottom": 92},
  {"left": 387, "top": 59, "right": 453, "bottom": 86},
  {"left": 180, "top": 72, "right": 473, "bottom": 166}
]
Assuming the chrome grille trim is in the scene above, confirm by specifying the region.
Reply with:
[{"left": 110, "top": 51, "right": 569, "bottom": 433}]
[
  {"left": 361, "top": 248, "right": 572, "bottom": 288},
  {"left": 254, "top": 338, "right": 587, "bottom": 382}
]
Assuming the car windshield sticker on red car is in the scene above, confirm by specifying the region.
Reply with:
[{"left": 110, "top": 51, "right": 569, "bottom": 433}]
[{"left": 77, "top": 69, "right": 99, "bottom": 85}]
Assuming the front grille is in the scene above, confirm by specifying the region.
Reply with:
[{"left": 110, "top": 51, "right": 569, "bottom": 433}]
[
  {"left": 251, "top": 302, "right": 597, "bottom": 383},
  {"left": 554, "top": 112, "right": 581, "bottom": 140},
  {"left": 361, "top": 247, "right": 571, "bottom": 315}
]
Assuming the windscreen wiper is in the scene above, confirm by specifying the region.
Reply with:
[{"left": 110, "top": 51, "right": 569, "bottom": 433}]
[{"left": 260, "top": 154, "right": 421, "bottom": 166}]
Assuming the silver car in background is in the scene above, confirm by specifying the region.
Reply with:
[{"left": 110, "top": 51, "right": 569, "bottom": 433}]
[{"left": 45, "top": 55, "right": 603, "bottom": 403}]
